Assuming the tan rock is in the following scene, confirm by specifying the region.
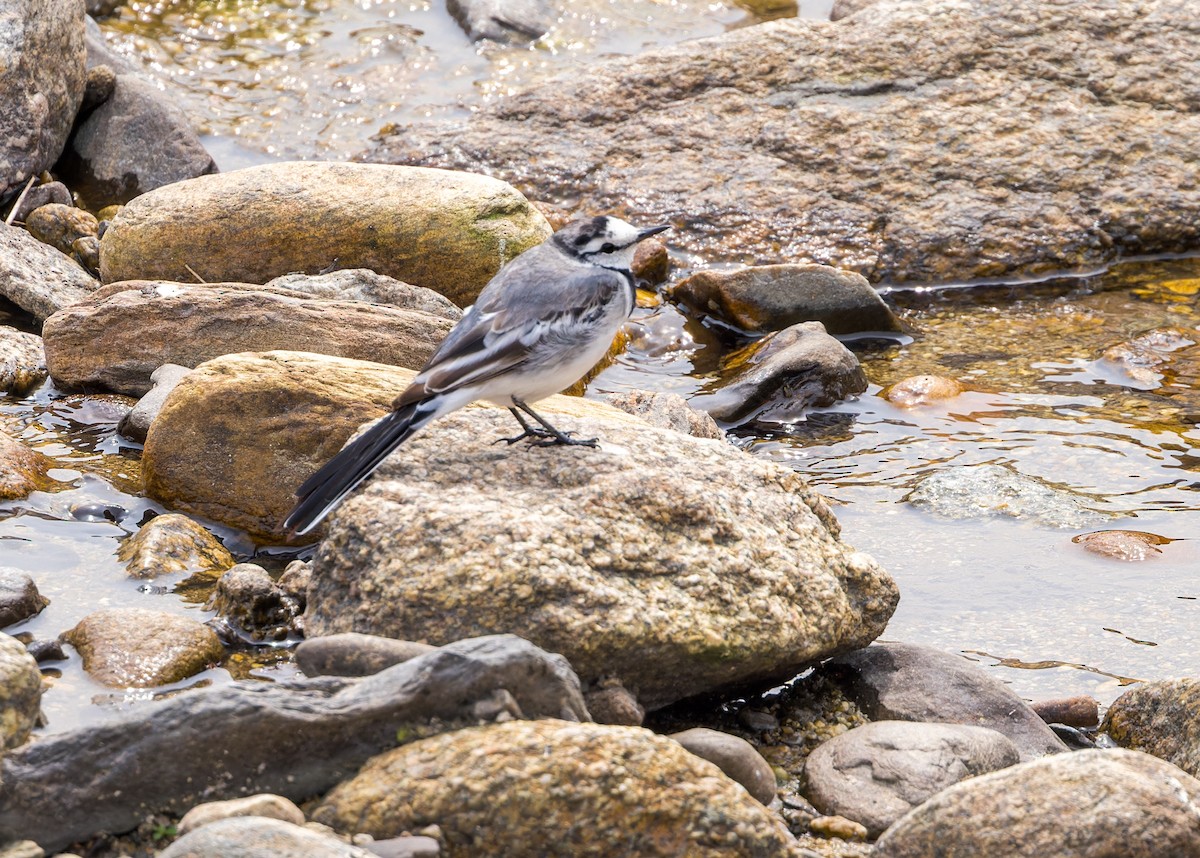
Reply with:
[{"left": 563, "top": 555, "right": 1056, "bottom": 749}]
[
  {"left": 312, "top": 719, "right": 801, "bottom": 857},
  {"left": 61, "top": 607, "right": 225, "bottom": 688},
  {"left": 24, "top": 203, "right": 99, "bottom": 256},
  {"left": 177, "top": 794, "right": 306, "bottom": 836},
  {"left": 0, "top": 432, "right": 55, "bottom": 500},
  {"left": 0, "top": 326, "right": 46, "bottom": 395},
  {"left": 883, "top": 374, "right": 964, "bottom": 407},
  {"left": 43, "top": 280, "right": 457, "bottom": 396},
  {"left": 0, "top": 632, "right": 42, "bottom": 751},
  {"left": 1102, "top": 678, "right": 1200, "bottom": 777},
  {"left": 116, "top": 513, "right": 235, "bottom": 580},
  {"left": 1072, "top": 529, "right": 1172, "bottom": 561},
  {"left": 141, "top": 351, "right": 648, "bottom": 544},
  {"left": 98, "top": 162, "right": 552, "bottom": 307}
]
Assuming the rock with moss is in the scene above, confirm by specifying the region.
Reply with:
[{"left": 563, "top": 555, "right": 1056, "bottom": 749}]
[
  {"left": 1101, "top": 678, "right": 1200, "bottom": 778},
  {"left": 313, "top": 719, "right": 801, "bottom": 857},
  {"left": 98, "top": 162, "right": 552, "bottom": 306}
]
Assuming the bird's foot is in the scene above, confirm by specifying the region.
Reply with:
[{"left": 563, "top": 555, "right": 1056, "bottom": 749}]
[
  {"left": 494, "top": 426, "right": 558, "bottom": 446},
  {"left": 528, "top": 432, "right": 599, "bottom": 448}
]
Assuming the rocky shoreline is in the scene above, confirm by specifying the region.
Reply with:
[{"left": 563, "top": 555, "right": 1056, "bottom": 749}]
[{"left": 2, "top": 0, "right": 1200, "bottom": 856}]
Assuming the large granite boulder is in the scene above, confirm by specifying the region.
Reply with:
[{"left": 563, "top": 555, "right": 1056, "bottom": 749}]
[
  {"left": 306, "top": 407, "right": 897, "bottom": 710},
  {"left": 372, "top": 0, "right": 1200, "bottom": 283},
  {"left": 98, "top": 162, "right": 552, "bottom": 306}
]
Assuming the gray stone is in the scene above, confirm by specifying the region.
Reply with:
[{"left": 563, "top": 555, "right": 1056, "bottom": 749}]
[
  {"left": 0, "top": 326, "right": 46, "bottom": 395},
  {"left": 207, "top": 564, "right": 302, "bottom": 644},
  {"left": 371, "top": 0, "right": 1200, "bottom": 284},
  {"left": 0, "top": 635, "right": 587, "bottom": 852},
  {"left": 829, "top": 0, "right": 879, "bottom": 20},
  {"left": 671, "top": 264, "right": 900, "bottom": 335},
  {"left": 803, "top": 720, "right": 1021, "bottom": 836},
  {"left": 307, "top": 407, "right": 896, "bottom": 711},
  {"left": 43, "top": 279, "right": 456, "bottom": 397},
  {"left": 689, "top": 321, "right": 867, "bottom": 424},
  {"left": 873, "top": 749, "right": 1200, "bottom": 858},
  {"left": 177, "top": 793, "right": 306, "bottom": 835},
  {"left": 908, "top": 463, "right": 1116, "bottom": 529},
  {"left": 6, "top": 181, "right": 72, "bottom": 223},
  {"left": 603, "top": 390, "right": 724, "bottom": 440},
  {"left": 584, "top": 678, "right": 644, "bottom": 727},
  {"left": 0, "top": 631, "right": 42, "bottom": 751},
  {"left": 0, "top": 0, "right": 86, "bottom": 198},
  {"left": 670, "top": 727, "right": 777, "bottom": 805},
  {"left": 446, "top": 0, "right": 554, "bottom": 42},
  {"left": 0, "top": 569, "right": 49, "bottom": 629},
  {"left": 160, "top": 817, "right": 371, "bottom": 858},
  {"left": 59, "top": 72, "right": 217, "bottom": 210},
  {"left": 818, "top": 642, "right": 1067, "bottom": 760},
  {"left": 117, "top": 363, "right": 190, "bottom": 442},
  {"left": 0, "top": 222, "right": 97, "bottom": 323},
  {"left": 363, "top": 836, "right": 440, "bottom": 858},
  {"left": 296, "top": 633, "right": 438, "bottom": 678},
  {"left": 1102, "top": 678, "right": 1200, "bottom": 778},
  {"left": 265, "top": 269, "right": 463, "bottom": 317}
]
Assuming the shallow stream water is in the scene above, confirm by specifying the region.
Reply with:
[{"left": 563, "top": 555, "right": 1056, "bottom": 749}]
[{"left": 4, "top": 0, "right": 1198, "bottom": 734}]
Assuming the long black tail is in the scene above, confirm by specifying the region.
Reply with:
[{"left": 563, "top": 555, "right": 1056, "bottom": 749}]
[{"left": 283, "top": 401, "right": 434, "bottom": 537}]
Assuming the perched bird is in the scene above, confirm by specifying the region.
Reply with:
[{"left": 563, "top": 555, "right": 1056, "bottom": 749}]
[{"left": 283, "top": 215, "right": 670, "bottom": 537}]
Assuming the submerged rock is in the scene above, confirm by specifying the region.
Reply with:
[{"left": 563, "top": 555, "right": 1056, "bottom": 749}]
[
  {"left": 1072, "top": 529, "right": 1173, "bottom": 561},
  {"left": 0, "top": 632, "right": 42, "bottom": 750},
  {"left": 873, "top": 749, "right": 1200, "bottom": 858},
  {"left": 803, "top": 721, "right": 1020, "bottom": 837},
  {"left": 0, "top": 635, "right": 586, "bottom": 851},
  {"left": 372, "top": 0, "right": 1200, "bottom": 282},
  {"left": 307, "top": 406, "right": 896, "bottom": 710},
  {"left": 1102, "top": 678, "right": 1200, "bottom": 778},
  {"left": 116, "top": 512, "right": 235, "bottom": 580},
  {"left": 61, "top": 606, "right": 225, "bottom": 687},
  {"left": 0, "top": 569, "right": 49, "bottom": 629},
  {"left": 0, "top": 327, "right": 47, "bottom": 396},
  {"left": 818, "top": 642, "right": 1067, "bottom": 760},
  {"left": 312, "top": 719, "right": 800, "bottom": 857},
  {"left": 0, "top": 0, "right": 86, "bottom": 198},
  {"left": 43, "top": 280, "right": 457, "bottom": 396},
  {"left": 98, "top": 162, "right": 552, "bottom": 307},
  {"left": 690, "top": 322, "right": 867, "bottom": 424},
  {"left": 883, "top": 374, "right": 964, "bottom": 407},
  {"left": 0, "top": 222, "right": 97, "bottom": 323},
  {"left": 671, "top": 264, "right": 900, "bottom": 335}
]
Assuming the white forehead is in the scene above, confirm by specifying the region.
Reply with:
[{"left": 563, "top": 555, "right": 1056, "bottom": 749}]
[{"left": 601, "top": 217, "right": 641, "bottom": 245}]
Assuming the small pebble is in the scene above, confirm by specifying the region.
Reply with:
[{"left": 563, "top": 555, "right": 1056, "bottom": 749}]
[{"left": 808, "top": 815, "right": 869, "bottom": 841}]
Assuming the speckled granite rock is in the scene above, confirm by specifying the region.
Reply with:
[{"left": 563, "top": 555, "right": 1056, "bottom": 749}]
[
  {"left": 1102, "top": 678, "right": 1200, "bottom": 778},
  {"left": 116, "top": 512, "right": 235, "bottom": 580},
  {"left": 0, "top": 326, "right": 47, "bottom": 395},
  {"left": 312, "top": 719, "right": 801, "bottom": 857},
  {"left": 0, "top": 632, "right": 42, "bottom": 750},
  {"left": 0, "top": 221, "right": 97, "bottom": 322}
]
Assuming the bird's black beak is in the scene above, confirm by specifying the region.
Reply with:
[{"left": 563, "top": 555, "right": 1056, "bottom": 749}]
[{"left": 637, "top": 224, "right": 671, "bottom": 241}]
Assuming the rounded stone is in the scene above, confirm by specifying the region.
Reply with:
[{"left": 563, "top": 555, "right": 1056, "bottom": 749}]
[
  {"left": 177, "top": 793, "right": 306, "bottom": 836},
  {"left": 883, "top": 374, "right": 964, "bottom": 407},
  {"left": 670, "top": 727, "right": 778, "bottom": 805},
  {"left": 1102, "top": 678, "right": 1200, "bottom": 778},
  {"left": 116, "top": 513, "right": 235, "bottom": 581},
  {"left": 0, "top": 631, "right": 43, "bottom": 750}
]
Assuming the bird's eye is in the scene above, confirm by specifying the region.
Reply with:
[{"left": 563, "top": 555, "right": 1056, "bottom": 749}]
[{"left": 600, "top": 242, "right": 616, "bottom": 253}]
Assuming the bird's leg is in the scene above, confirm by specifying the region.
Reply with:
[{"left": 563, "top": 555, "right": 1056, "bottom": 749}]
[
  {"left": 494, "top": 407, "right": 558, "bottom": 445},
  {"left": 512, "top": 398, "right": 599, "bottom": 448}
]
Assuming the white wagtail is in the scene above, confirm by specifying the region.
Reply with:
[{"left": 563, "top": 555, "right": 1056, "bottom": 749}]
[{"left": 283, "top": 215, "right": 670, "bottom": 537}]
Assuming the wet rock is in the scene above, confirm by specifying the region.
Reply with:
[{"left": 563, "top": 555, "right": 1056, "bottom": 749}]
[
  {"left": 0, "top": 221, "right": 97, "bottom": 322},
  {"left": 1101, "top": 678, "right": 1200, "bottom": 778},
  {"left": 1031, "top": 695, "right": 1099, "bottom": 729},
  {"left": 690, "top": 322, "right": 867, "bottom": 424},
  {"left": 670, "top": 727, "right": 777, "bottom": 805},
  {"left": 446, "top": 0, "right": 553, "bottom": 42},
  {"left": 23, "top": 203, "right": 99, "bottom": 256},
  {"left": 1072, "top": 529, "right": 1172, "bottom": 561},
  {"left": 61, "top": 606, "right": 225, "bottom": 687},
  {"left": 296, "top": 633, "right": 437, "bottom": 678},
  {"left": 632, "top": 238, "right": 670, "bottom": 286},
  {"left": 873, "top": 749, "right": 1200, "bottom": 858},
  {"left": 672, "top": 265, "right": 900, "bottom": 335},
  {"left": 117, "top": 363, "right": 190, "bottom": 442},
  {"left": 58, "top": 72, "right": 218, "bottom": 210},
  {"left": 374, "top": 0, "right": 1200, "bottom": 282},
  {"left": 312, "top": 719, "right": 799, "bottom": 856},
  {"left": 265, "top": 269, "right": 463, "bottom": 317},
  {"left": 5, "top": 180, "right": 72, "bottom": 223},
  {"left": 207, "top": 564, "right": 302, "bottom": 643},
  {"left": 0, "top": 431, "right": 55, "bottom": 501},
  {"left": 584, "top": 677, "right": 644, "bottom": 727},
  {"left": 0, "top": 632, "right": 43, "bottom": 750},
  {"left": 0, "top": 326, "right": 47, "bottom": 395},
  {"left": 99, "top": 162, "right": 552, "bottom": 307},
  {"left": 883, "top": 374, "right": 963, "bottom": 407},
  {"left": 908, "top": 463, "right": 1114, "bottom": 529},
  {"left": 177, "top": 794, "right": 306, "bottom": 835},
  {"left": 141, "top": 351, "right": 652, "bottom": 542},
  {"left": 603, "top": 389, "right": 724, "bottom": 440},
  {"left": 43, "top": 281, "right": 456, "bottom": 397},
  {"left": 307, "top": 406, "right": 896, "bottom": 711},
  {"left": 819, "top": 642, "right": 1067, "bottom": 760},
  {"left": 25, "top": 638, "right": 64, "bottom": 663},
  {"left": 1099, "top": 327, "right": 1194, "bottom": 389},
  {"left": 0, "top": 0, "right": 86, "bottom": 198},
  {"left": 803, "top": 721, "right": 1020, "bottom": 837},
  {"left": 0, "top": 635, "right": 587, "bottom": 851},
  {"left": 116, "top": 512, "right": 235, "bottom": 580},
  {"left": 161, "top": 816, "right": 371, "bottom": 858},
  {"left": 0, "top": 569, "right": 49, "bottom": 629}
]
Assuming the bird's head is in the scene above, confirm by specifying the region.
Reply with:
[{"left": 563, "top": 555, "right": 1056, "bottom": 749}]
[{"left": 553, "top": 215, "right": 670, "bottom": 268}]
